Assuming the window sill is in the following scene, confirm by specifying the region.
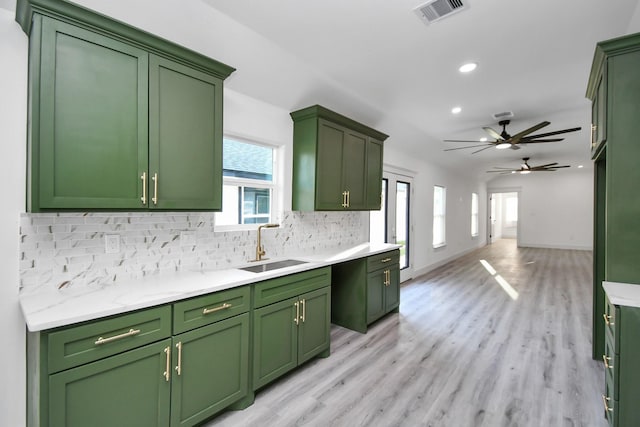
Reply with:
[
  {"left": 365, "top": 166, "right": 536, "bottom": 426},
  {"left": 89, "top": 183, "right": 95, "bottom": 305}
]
[{"left": 432, "top": 243, "right": 446, "bottom": 250}]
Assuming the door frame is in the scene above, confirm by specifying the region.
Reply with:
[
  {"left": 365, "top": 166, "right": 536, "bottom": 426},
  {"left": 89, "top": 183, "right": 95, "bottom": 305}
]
[{"left": 486, "top": 187, "right": 522, "bottom": 246}]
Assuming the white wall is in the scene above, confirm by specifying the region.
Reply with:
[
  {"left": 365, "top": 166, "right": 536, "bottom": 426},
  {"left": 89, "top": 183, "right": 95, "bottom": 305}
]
[
  {"left": 627, "top": 1, "right": 640, "bottom": 34},
  {"left": 384, "top": 146, "right": 487, "bottom": 276},
  {"left": 488, "top": 170, "right": 593, "bottom": 250},
  {"left": 0, "top": 9, "right": 27, "bottom": 427}
]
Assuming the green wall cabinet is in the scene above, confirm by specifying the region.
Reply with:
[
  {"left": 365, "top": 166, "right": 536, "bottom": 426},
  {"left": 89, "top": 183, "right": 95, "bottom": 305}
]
[
  {"left": 331, "top": 250, "right": 400, "bottom": 333},
  {"left": 291, "top": 105, "right": 388, "bottom": 211},
  {"left": 17, "top": 0, "right": 234, "bottom": 211},
  {"left": 252, "top": 267, "right": 331, "bottom": 390},
  {"left": 587, "top": 32, "right": 640, "bottom": 360},
  {"left": 602, "top": 287, "right": 640, "bottom": 427}
]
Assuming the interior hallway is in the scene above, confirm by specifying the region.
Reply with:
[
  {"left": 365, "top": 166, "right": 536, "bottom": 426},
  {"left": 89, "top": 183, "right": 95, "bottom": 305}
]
[{"left": 212, "top": 239, "right": 605, "bottom": 427}]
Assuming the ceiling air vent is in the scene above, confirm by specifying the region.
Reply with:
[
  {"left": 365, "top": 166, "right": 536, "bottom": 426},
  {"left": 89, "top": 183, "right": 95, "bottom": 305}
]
[
  {"left": 414, "top": 0, "right": 469, "bottom": 25},
  {"left": 492, "top": 111, "right": 514, "bottom": 121}
]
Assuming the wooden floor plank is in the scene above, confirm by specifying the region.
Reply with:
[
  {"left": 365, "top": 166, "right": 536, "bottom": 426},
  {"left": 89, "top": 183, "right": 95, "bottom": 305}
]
[{"left": 209, "top": 240, "right": 605, "bottom": 427}]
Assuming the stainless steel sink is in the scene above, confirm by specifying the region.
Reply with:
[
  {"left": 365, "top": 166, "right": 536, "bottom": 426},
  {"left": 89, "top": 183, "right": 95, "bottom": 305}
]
[{"left": 240, "top": 259, "right": 308, "bottom": 273}]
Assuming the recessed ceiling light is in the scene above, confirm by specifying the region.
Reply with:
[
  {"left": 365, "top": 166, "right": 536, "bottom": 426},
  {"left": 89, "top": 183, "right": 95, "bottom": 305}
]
[
  {"left": 451, "top": 106, "right": 462, "bottom": 114},
  {"left": 578, "top": 165, "right": 584, "bottom": 168},
  {"left": 480, "top": 137, "right": 487, "bottom": 142},
  {"left": 520, "top": 170, "right": 531, "bottom": 175},
  {"left": 459, "top": 62, "right": 477, "bottom": 73},
  {"left": 496, "top": 143, "right": 510, "bottom": 149}
]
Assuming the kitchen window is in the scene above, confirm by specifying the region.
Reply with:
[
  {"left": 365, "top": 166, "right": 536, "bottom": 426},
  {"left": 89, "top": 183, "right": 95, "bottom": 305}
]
[
  {"left": 433, "top": 185, "right": 446, "bottom": 248},
  {"left": 215, "top": 137, "right": 277, "bottom": 229},
  {"left": 471, "top": 192, "right": 479, "bottom": 237}
]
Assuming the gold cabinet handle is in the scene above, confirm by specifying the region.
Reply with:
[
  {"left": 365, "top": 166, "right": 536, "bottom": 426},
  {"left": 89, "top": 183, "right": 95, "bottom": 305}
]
[
  {"left": 591, "top": 124, "right": 597, "bottom": 148},
  {"left": 163, "top": 346, "right": 171, "bottom": 382},
  {"left": 175, "top": 341, "right": 182, "bottom": 376},
  {"left": 603, "top": 313, "right": 614, "bottom": 326},
  {"left": 342, "top": 191, "right": 348, "bottom": 208},
  {"left": 346, "top": 190, "right": 350, "bottom": 207},
  {"left": 140, "top": 172, "right": 147, "bottom": 205},
  {"left": 152, "top": 172, "right": 158, "bottom": 205},
  {"left": 95, "top": 328, "right": 140, "bottom": 345},
  {"left": 381, "top": 258, "right": 392, "bottom": 263},
  {"left": 602, "top": 394, "right": 613, "bottom": 413},
  {"left": 294, "top": 301, "right": 299, "bottom": 325},
  {"left": 301, "top": 299, "right": 306, "bottom": 323},
  {"left": 202, "top": 302, "right": 232, "bottom": 315},
  {"left": 602, "top": 354, "right": 613, "bottom": 370}
]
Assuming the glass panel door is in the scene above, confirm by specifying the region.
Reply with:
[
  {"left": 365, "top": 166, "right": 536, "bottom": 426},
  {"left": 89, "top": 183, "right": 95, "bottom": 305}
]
[{"left": 369, "top": 172, "right": 413, "bottom": 282}]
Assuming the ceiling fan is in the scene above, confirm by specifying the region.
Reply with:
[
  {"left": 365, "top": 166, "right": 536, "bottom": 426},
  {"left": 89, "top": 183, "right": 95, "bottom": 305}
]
[
  {"left": 486, "top": 157, "right": 571, "bottom": 174},
  {"left": 444, "top": 120, "right": 581, "bottom": 154}
]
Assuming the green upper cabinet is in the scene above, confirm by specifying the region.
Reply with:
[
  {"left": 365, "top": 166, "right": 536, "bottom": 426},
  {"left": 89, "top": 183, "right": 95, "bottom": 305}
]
[
  {"left": 291, "top": 105, "right": 388, "bottom": 211},
  {"left": 149, "top": 56, "right": 223, "bottom": 210},
  {"left": 17, "top": 0, "right": 234, "bottom": 211}
]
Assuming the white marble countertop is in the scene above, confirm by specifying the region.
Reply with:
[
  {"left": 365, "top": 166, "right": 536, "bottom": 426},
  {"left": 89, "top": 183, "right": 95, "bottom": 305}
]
[
  {"left": 20, "top": 242, "right": 400, "bottom": 332},
  {"left": 603, "top": 281, "right": 640, "bottom": 308}
]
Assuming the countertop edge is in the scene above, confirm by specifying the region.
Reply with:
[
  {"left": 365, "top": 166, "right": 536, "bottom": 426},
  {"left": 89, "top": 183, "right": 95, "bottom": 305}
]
[
  {"left": 603, "top": 281, "right": 640, "bottom": 308},
  {"left": 21, "top": 243, "right": 401, "bottom": 332}
]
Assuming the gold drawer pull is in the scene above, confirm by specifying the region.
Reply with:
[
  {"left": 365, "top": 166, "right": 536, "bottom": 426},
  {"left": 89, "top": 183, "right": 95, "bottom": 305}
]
[
  {"left": 603, "top": 313, "right": 614, "bottom": 326},
  {"left": 95, "top": 328, "right": 141, "bottom": 345},
  {"left": 294, "top": 301, "right": 300, "bottom": 325},
  {"left": 381, "top": 258, "right": 392, "bottom": 263},
  {"left": 202, "top": 302, "right": 232, "bottom": 315},
  {"left": 603, "top": 354, "right": 614, "bottom": 370},
  {"left": 175, "top": 341, "right": 182, "bottom": 376},
  {"left": 152, "top": 172, "right": 158, "bottom": 205},
  {"left": 140, "top": 172, "right": 147, "bottom": 205},
  {"left": 602, "top": 394, "right": 613, "bottom": 413}
]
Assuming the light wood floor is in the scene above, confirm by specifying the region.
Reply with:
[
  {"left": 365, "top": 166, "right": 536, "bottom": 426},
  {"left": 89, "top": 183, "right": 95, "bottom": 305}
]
[{"left": 210, "top": 240, "right": 606, "bottom": 427}]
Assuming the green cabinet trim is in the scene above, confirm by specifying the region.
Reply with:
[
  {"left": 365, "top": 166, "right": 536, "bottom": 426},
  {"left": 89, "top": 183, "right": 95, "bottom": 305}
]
[
  {"left": 253, "top": 266, "right": 331, "bottom": 308},
  {"left": 291, "top": 105, "right": 387, "bottom": 211},
  {"left": 173, "top": 286, "right": 250, "bottom": 335},
  {"left": 16, "top": 0, "right": 235, "bottom": 79}
]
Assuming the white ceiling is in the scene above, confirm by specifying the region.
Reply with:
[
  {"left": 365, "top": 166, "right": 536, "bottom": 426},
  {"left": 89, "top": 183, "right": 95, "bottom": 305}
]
[
  {"left": 201, "top": 0, "right": 640, "bottom": 179},
  {"left": 4, "top": 0, "right": 640, "bottom": 179}
]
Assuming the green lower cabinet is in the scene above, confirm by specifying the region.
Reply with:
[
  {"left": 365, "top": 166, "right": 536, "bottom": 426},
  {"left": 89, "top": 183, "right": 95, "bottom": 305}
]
[
  {"left": 252, "top": 286, "right": 331, "bottom": 390},
  {"left": 332, "top": 250, "right": 401, "bottom": 333},
  {"left": 49, "top": 339, "right": 172, "bottom": 427},
  {"left": 170, "top": 313, "right": 249, "bottom": 426}
]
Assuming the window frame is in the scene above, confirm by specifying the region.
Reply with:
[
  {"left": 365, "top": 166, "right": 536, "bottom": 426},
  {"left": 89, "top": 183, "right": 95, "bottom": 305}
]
[
  {"left": 471, "top": 192, "right": 479, "bottom": 237},
  {"left": 214, "top": 136, "right": 279, "bottom": 232},
  {"left": 433, "top": 185, "right": 446, "bottom": 248}
]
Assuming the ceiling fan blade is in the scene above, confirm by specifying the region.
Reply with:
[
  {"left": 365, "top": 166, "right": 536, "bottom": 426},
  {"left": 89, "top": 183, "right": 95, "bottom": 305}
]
[
  {"left": 509, "top": 121, "right": 550, "bottom": 143},
  {"left": 547, "top": 165, "right": 571, "bottom": 169},
  {"left": 535, "top": 162, "right": 559, "bottom": 168},
  {"left": 444, "top": 144, "right": 491, "bottom": 151},
  {"left": 444, "top": 139, "right": 491, "bottom": 143},
  {"left": 524, "top": 127, "right": 582, "bottom": 139},
  {"left": 482, "top": 126, "right": 504, "bottom": 141},
  {"left": 486, "top": 170, "right": 517, "bottom": 173},
  {"left": 519, "top": 138, "right": 564, "bottom": 143},
  {"left": 472, "top": 145, "right": 495, "bottom": 154}
]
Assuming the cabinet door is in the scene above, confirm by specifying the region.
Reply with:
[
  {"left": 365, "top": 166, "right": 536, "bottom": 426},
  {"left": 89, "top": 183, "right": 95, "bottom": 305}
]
[
  {"left": 149, "top": 55, "right": 223, "bottom": 210},
  {"left": 591, "top": 67, "right": 607, "bottom": 157},
  {"left": 385, "top": 267, "right": 400, "bottom": 313},
  {"left": 366, "top": 270, "right": 386, "bottom": 324},
  {"left": 170, "top": 314, "right": 249, "bottom": 427},
  {"left": 342, "top": 131, "right": 367, "bottom": 209},
  {"left": 298, "top": 287, "right": 331, "bottom": 364},
  {"left": 365, "top": 138, "right": 384, "bottom": 210},
  {"left": 49, "top": 339, "right": 171, "bottom": 427},
  {"left": 37, "top": 18, "right": 148, "bottom": 210},
  {"left": 253, "top": 298, "right": 299, "bottom": 389},
  {"left": 315, "top": 120, "right": 346, "bottom": 210}
]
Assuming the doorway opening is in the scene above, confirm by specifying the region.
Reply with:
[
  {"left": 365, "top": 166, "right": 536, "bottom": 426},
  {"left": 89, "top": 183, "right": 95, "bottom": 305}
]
[
  {"left": 488, "top": 191, "right": 520, "bottom": 245},
  {"left": 369, "top": 171, "right": 414, "bottom": 282}
]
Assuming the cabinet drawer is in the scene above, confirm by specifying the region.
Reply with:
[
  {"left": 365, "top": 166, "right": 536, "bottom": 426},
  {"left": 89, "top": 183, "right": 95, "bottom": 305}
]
[
  {"left": 173, "top": 286, "right": 250, "bottom": 334},
  {"left": 604, "top": 367, "right": 617, "bottom": 427},
  {"left": 367, "top": 250, "right": 399, "bottom": 273},
  {"left": 604, "top": 331, "right": 619, "bottom": 400},
  {"left": 48, "top": 305, "right": 172, "bottom": 373},
  {"left": 604, "top": 295, "right": 620, "bottom": 353},
  {"left": 254, "top": 267, "right": 331, "bottom": 308}
]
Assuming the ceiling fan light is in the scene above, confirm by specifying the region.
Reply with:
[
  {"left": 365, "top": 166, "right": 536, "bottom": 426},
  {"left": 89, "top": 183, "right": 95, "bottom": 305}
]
[
  {"left": 520, "top": 170, "right": 531, "bottom": 175},
  {"left": 496, "top": 143, "right": 511, "bottom": 149},
  {"left": 480, "top": 137, "right": 487, "bottom": 142},
  {"left": 458, "top": 62, "right": 477, "bottom": 73}
]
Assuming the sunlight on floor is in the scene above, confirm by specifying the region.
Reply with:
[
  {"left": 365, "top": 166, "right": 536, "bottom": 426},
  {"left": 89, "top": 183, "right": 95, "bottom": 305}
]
[{"left": 480, "top": 259, "right": 519, "bottom": 300}]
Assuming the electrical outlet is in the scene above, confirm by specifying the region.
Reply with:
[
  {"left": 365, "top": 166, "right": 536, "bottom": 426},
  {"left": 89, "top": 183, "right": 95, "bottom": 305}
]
[
  {"left": 180, "top": 232, "right": 196, "bottom": 247},
  {"left": 104, "top": 234, "right": 120, "bottom": 254}
]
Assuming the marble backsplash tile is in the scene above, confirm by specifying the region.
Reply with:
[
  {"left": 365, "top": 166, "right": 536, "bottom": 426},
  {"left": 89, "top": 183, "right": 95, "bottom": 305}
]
[{"left": 20, "top": 211, "right": 367, "bottom": 293}]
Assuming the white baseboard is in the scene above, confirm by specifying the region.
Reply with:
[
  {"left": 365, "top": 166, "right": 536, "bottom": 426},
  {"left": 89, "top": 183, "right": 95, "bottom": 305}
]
[
  {"left": 518, "top": 242, "right": 593, "bottom": 251},
  {"left": 412, "top": 244, "right": 483, "bottom": 278}
]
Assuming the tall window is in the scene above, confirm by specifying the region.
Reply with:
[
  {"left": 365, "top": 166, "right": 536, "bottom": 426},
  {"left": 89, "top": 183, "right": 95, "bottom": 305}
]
[
  {"left": 471, "top": 192, "right": 479, "bottom": 237},
  {"left": 433, "top": 185, "right": 446, "bottom": 248},
  {"left": 215, "top": 137, "right": 276, "bottom": 228}
]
